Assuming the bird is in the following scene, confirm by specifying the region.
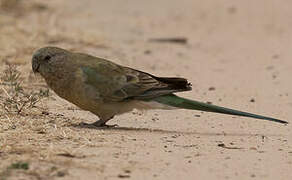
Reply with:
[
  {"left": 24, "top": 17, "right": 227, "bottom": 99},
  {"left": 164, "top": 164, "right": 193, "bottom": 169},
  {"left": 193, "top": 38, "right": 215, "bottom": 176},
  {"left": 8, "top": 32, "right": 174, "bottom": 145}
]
[{"left": 31, "top": 46, "right": 288, "bottom": 127}]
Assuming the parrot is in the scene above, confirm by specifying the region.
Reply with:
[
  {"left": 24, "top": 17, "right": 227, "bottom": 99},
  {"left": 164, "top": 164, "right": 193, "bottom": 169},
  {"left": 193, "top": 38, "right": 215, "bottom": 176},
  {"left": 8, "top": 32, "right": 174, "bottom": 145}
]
[{"left": 31, "top": 47, "right": 288, "bottom": 127}]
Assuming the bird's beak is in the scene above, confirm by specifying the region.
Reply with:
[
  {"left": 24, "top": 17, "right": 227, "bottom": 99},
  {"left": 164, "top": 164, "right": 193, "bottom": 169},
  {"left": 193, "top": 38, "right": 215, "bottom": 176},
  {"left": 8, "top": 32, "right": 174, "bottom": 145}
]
[{"left": 32, "top": 57, "right": 40, "bottom": 73}]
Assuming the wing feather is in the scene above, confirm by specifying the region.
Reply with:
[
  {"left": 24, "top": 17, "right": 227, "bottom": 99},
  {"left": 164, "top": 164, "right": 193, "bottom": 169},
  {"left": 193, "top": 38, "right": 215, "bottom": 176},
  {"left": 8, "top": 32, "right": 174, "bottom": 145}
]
[{"left": 81, "top": 58, "right": 191, "bottom": 102}]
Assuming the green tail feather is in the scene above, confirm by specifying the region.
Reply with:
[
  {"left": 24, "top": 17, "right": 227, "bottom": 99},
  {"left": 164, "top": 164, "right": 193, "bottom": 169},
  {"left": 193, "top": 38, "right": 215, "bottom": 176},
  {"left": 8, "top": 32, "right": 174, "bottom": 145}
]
[{"left": 152, "top": 94, "right": 288, "bottom": 124}]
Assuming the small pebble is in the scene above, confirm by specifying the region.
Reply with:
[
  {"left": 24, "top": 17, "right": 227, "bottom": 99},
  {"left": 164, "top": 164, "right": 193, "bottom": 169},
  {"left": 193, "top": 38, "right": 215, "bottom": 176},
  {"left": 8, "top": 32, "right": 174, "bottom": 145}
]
[{"left": 208, "top": 87, "right": 216, "bottom": 91}]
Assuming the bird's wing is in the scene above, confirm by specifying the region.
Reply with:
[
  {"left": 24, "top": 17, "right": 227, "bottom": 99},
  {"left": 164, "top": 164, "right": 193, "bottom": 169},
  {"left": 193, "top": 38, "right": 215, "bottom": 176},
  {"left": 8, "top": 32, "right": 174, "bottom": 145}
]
[{"left": 80, "top": 59, "right": 191, "bottom": 102}]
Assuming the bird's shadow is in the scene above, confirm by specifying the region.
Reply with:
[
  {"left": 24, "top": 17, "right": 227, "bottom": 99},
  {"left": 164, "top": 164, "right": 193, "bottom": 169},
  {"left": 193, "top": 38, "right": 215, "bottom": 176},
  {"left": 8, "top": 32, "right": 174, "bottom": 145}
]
[{"left": 71, "top": 123, "right": 285, "bottom": 137}]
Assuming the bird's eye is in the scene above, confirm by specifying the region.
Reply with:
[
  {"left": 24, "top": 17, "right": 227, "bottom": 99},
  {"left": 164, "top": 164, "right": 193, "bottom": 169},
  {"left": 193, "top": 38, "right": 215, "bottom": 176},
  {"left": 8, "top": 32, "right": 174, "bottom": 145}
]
[{"left": 44, "top": 55, "right": 51, "bottom": 61}]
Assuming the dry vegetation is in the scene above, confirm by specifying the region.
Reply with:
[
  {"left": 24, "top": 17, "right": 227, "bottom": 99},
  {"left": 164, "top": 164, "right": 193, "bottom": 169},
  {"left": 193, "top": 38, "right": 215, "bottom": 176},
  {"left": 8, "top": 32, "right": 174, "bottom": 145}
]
[
  {"left": 0, "top": 1, "right": 82, "bottom": 179},
  {"left": 0, "top": 63, "right": 72, "bottom": 180},
  {"left": 0, "top": 64, "right": 82, "bottom": 179},
  {"left": 0, "top": 1, "right": 112, "bottom": 179},
  {"left": 0, "top": 65, "right": 49, "bottom": 115}
]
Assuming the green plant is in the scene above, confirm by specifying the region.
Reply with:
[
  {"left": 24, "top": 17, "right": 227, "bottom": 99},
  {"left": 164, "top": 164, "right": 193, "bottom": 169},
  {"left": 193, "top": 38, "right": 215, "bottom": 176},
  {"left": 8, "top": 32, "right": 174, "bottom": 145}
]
[{"left": 9, "top": 161, "right": 29, "bottom": 170}]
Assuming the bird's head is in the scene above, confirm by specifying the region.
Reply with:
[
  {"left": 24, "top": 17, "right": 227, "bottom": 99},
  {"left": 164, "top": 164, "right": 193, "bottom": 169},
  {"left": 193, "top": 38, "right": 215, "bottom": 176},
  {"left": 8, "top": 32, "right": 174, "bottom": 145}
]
[{"left": 32, "top": 46, "right": 69, "bottom": 76}]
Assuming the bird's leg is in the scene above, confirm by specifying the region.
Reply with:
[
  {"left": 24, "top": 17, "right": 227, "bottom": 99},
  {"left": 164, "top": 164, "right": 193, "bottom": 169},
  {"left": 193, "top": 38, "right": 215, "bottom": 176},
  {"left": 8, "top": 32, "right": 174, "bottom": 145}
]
[
  {"left": 91, "top": 116, "right": 117, "bottom": 127},
  {"left": 79, "top": 116, "right": 117, "bottom": 128}
]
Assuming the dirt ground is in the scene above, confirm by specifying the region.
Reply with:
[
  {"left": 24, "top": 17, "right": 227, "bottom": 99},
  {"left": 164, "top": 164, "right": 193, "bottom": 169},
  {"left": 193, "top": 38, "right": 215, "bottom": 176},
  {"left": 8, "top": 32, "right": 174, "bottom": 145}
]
[{"left": 0, "top": 0, "right": 291, "bottom": 179}]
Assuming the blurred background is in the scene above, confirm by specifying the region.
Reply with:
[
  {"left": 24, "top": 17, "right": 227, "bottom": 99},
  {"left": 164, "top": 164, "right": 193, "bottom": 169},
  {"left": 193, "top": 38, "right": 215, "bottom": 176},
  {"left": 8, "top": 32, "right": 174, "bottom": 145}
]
[{"left": 1, "top": 0, "right": 291, "bottom": 92}]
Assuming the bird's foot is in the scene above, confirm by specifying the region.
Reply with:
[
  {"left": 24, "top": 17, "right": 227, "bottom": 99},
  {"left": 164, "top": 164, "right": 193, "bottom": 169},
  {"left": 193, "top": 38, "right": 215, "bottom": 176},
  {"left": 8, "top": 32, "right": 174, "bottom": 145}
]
[
  {"left": 79, "top": 122, "right": 118, "bottom": 128},
  {"left": 94, "top": 123, "right": 118, "bottom": 128}
]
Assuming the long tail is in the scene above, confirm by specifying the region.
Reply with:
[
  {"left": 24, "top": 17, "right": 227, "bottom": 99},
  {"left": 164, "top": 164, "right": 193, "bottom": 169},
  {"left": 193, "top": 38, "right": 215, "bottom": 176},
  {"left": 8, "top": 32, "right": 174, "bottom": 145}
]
[{"left": 152, "top": 94, "right": 288, "bottom": 124}]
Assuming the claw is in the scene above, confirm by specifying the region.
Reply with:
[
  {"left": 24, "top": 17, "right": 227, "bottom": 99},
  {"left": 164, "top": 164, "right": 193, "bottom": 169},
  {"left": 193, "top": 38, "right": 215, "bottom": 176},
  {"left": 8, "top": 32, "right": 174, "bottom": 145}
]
[
  {"left": 100, "top": 124, "right": 118, "bottom": 128},
  {"left": 79, "top": 122, "right": 118, "bottom": 128}
]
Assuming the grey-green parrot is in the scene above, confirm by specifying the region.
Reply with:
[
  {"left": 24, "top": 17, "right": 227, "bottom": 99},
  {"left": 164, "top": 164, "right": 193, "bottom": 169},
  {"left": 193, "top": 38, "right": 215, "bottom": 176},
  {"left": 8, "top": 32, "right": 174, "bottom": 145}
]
[{"left": 31, "top": 47, "right": 288, "bottom": 127}]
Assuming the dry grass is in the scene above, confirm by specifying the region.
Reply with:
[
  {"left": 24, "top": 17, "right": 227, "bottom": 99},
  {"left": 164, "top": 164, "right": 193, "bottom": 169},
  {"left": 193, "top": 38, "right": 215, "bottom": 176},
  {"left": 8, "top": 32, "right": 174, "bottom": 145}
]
[
  {"left": 0, "top": 63, "right": 97, "bottom": 179},
  {"left": 0, "top": 64, "right": 73, "bottom": 179},
  {"left": 0, "top": 64, "right": 50, "bottom": 115},
  {"left": 0, "top": 3, "right": 86, "bottom": 178}
]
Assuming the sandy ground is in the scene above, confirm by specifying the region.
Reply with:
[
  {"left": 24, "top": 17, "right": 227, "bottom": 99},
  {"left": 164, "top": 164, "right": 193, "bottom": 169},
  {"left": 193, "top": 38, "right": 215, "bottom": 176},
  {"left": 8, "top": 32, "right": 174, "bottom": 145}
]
[{"left": 0, "top": 0, "right": 291, "bottom": 179}]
